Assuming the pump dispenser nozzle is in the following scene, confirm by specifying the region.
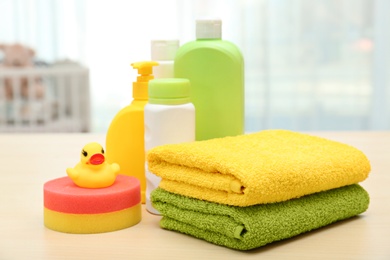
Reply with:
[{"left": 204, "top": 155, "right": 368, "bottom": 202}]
[{"left": 131, "top": 61, "right": 159, "bottom": 100}]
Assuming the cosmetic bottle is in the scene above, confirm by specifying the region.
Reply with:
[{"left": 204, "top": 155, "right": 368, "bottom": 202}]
[
  {"left": 174, "top": 19, "right": 244, "bottom": 141},
  {"left": 151, "top": 40, "right": 179, "bottom": 78},
  {"left": 144, "top": 78, "right": 195, "bottom": 214},
  {"left": 106, "top": 61, "right": 158, "bottom": 203}
]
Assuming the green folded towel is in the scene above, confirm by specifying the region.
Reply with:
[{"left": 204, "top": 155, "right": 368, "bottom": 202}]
[{"left": 151, "top": 185, "right": 369, "bottom": 250}]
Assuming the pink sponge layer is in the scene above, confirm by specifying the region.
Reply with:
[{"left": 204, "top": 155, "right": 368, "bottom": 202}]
[{"left": 44, "top": 175, "right": 140, "bottom": 214}]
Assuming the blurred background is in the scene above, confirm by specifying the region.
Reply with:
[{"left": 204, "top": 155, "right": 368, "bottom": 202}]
[{"left": 0, "top": 0, "right": 389, "bottom": 133}]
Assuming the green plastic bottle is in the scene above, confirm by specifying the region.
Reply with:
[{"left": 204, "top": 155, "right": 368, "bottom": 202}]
[{"left": 174, "top": 19, "right": 244, "bottom": 141}]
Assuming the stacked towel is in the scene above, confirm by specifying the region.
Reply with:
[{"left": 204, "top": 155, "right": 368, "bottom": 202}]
[
  {"left": 148, "top": 129, "right": 371, "bottom": 250},
  {"left": 151, "top": 185, "right": 369, "bottom": 250},
  {"left": 148, "top": 129, "right": 370, "bottom": 206}
]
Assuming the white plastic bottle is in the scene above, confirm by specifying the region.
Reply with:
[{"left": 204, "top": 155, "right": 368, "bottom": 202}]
[
  {"left": 151, "top": 40, "right": 179, "bottom": 78},
  {"left": 144, "top": 78, "right": 195, "bottom": 214}
]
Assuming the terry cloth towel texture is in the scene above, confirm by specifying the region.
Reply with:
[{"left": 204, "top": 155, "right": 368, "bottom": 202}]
[
  {"left": 151, "top": 185, "right": 370, "bottom": 251},
  {"left": 147, "top": 129, "right": 371, "bottom": 206}
]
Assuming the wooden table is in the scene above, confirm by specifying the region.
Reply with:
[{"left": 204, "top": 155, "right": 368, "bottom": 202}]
[{"left": 0, "top": 132, "right": 389, "bottom": 259}]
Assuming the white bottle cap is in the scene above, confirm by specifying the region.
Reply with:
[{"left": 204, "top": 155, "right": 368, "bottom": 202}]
[
  {"left": 151, "top": 40, "right": 179, "bottom": 61},
  {"left": 196, "top": 19, "right": 222, "bottom": 39}
]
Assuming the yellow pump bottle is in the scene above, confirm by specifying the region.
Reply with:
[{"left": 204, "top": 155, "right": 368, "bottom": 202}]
[{"left": 106, "top": 61, "right": 158, "bottom": 203}]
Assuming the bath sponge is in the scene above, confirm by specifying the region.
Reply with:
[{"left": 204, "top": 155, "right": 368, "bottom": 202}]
[{"left": 43, "top": 175, "right": 142, "bottom": 234}]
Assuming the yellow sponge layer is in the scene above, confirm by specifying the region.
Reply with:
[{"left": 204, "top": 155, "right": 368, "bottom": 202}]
[{"left": 44, "top": 204, "right": 141, "bottom": 234}]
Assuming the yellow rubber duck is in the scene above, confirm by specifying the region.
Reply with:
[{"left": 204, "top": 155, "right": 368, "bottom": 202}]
[{"left": 66, "top": 142, "right": 120, "bottom": 188}]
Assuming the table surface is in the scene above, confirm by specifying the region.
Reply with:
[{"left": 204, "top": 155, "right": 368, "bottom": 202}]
[{"left": 0, "top": 132, "right": 389, "bottom": 260}]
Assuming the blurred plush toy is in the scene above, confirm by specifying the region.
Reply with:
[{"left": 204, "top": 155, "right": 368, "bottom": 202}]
[
  {"left": 0, "top": 43, "right": 44, "bottom": 101},
  {"left": 0, "top": 44, "right": 45, "bottom": 122}
]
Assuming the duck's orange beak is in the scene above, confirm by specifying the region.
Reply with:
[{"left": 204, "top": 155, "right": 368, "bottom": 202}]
[{"left": 89, "top": 154, "right": 105, "bottom": 165}]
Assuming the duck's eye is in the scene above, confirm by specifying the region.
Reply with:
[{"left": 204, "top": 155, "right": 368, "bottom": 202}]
[
  {"left": 101, "top": 148, "right": 105, "bottom": 154},
  {"left": 82, "top": 150, "right": 88, "bottom": 157}
]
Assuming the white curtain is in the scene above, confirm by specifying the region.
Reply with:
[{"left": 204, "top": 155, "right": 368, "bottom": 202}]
[
  {"left": 0, "top": 0, "right": 86, "bottom": 62},
  {"left": 1, "top": 0, "right": 389, "bottom": 132}
]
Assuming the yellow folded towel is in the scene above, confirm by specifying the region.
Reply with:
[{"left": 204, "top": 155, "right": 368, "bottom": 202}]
[{"left": 147, "top": 130, "right": 371, "bottom": 206}]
